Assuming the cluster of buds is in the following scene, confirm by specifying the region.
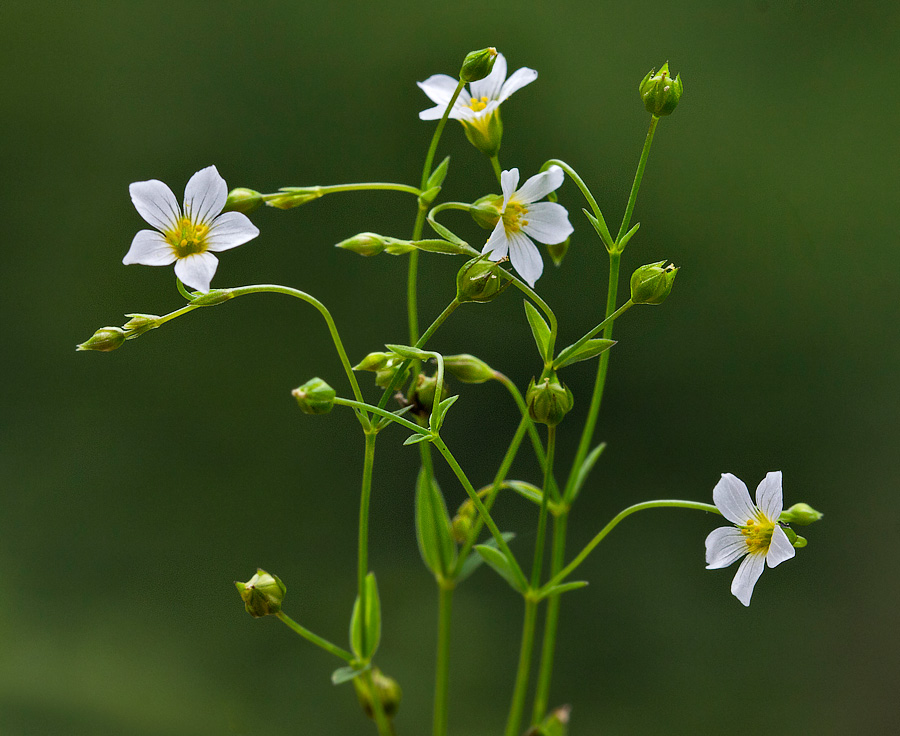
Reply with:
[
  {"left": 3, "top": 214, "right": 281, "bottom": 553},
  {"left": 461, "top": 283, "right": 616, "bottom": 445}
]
[{"left": 76, "top": 313, "right": 162, "bottom": 353}]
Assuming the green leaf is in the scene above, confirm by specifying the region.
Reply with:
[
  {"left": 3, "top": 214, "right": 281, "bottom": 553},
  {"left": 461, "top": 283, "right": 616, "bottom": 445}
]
[
  {"left": 427, "top": 215, "right": 468, "bottom": 247},
  {"left": 582, "top": 208, "right": 615, "bottom": 250},
  {"left": 426, "top": 156, "right": 451, "bottom": 189},
  {"left": 331, "top": 663, "right": 370, "bottom": 685},
  {"left": 554, "top": 339, "right": 616, "bottom": 369},
  {"left": 349, "top": 572, "right": 381, "bottom": 660},
  {"left": 411, "top": 239, "right": 474, "bottom": 255},
  {"left": 430, "top": 393, "right": 459, "bottom": 432},
  {"left": 403, "top": 433, "right": 431, "bottom": 445},
  {"left": 570, "top": 442, "right": 606, "bottom": 502},
  {"left": 415, "top": 469, "right": 456, "bottom": 576},
  {"left": 505, "top": 480, "right": 544, "bottom": 506},
  {"left": 523, "top": 300, "right": 552, "bottom": 361},
  {"left": 474, "top": 544, "right": 526, "bottom": 593},
  {"left": 618, "top": 221, "right": 640, "bottom": 250},
  {"left": 385, "top": 343, "right": 431, "bottom": 361},
  {"left": 539, "top": 580, "right": 589, "bottom": 599},
  {"left": 456, "top": 532, "right": 515, "bottom": 583}
]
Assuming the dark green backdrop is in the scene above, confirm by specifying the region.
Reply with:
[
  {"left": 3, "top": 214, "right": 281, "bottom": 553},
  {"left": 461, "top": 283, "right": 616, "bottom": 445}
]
[{"left": 2, "top": 1, "right": 897, "bottom": 734}]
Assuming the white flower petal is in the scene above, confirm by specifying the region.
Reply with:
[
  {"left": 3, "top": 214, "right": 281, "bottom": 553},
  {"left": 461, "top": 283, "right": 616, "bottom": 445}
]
[
  {"left": 500, "top": 168, "right": 520, "bottom": 207},
  {"left": 515, "top": 165, "right": 564, "bottom": 204},
  {"left": 713, "top": 473, "right": 758, "bottom": 525},
  {"left": 730, "top": 551, "right": 766, "bottom": 606},
  {"left": 206, "top": 212, "right": 260, "bottom": 252},
  {"left": 507, "top": 229, "right": 543, "bottom": 287},
  {"left": 705, "top": 527, "right": 749, "bottom": 569},
  {"left": 482, "top": 219, "right": 509, "bottom": 260},
  {"left": 766, "top": 525, "right": 796, "bottom": 568},
  {"left": 122, "top": 230, "right": 176, "bottom": 266},
  {"left": 521, "top": 202, "right": 573, "bottom": 245},
  {"left": 470, "top": 53, "right": 507, "bottom": 100},
  {"left": 420, "top": 103, "right": 464, "bottom": 121},
  {"left": 184, "top": 165, "right": 228, "bottom": 226},
  {"left": 417, "top": 74, "right": 460, "bottom": 104},
  {"left": 755, "top": 471, "right": 784, "bottom": 522},
  {"left": 174, "top": 252, "right": 219, "bottom": 293},
  {"left": 498, "top": 66, "right": 538, "bottom": 102},
  {"left": 130, "top": 179, "right": 181, "bottom": 232}
]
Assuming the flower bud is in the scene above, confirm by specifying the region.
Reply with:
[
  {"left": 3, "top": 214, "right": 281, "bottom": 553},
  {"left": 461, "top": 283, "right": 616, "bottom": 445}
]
[
  {"left": 353, "top": 668, "right": 402, "bottom": 719},
  {"left": 444, "top": 354, "right": 495, "bottom": 384},
  {"left": 264, "top": 187, "right": 324, "bottom": 210},
  {"left": 354, "top": 351, "right": 392, "bottom": 372},
  {"left": 292, "top": 377, "right": 336, "bottom": 415},
  {"left": 235, "top": 569, "right": 286, "bottom": 618},
  {"left": 462, "top": 110, "right": 503, "bottom": 158},
  {"left": 451, "top": 500, "right": 476, "bottom": 544},
  {"left": 526, "top": 373, "right": 574, "bottom": 427},
  {"left": 460, "top": 47, "right": 498, "bottom": 83},
  {"left": 413, "top": 373, "right": 449, "bottom": 411},
  {"left": 336, "top": 232, "right": 387, "bottom": 257},
  {"left": 527, "top": 705, "right": 571, "bottom": 736},
  {"left": 629, "top": 261, "right": 678, "bottom": 305},
  {"left": 374, "top": 356, "right": 410, "bottom": 390},
  {"left": 639, "top": 62, "right": 683, "bottom": 117},
  {"left": 457, "top": 257, "right": 509, "bottom": 303},
  {"left": 76, "top": 326, "right": 126, "bottom": 352},
  {"left": 779, "top": 503, "right": 823, "bottom": 526},
  {"left": 223, "top": 187, "right": 263, "bottom": 214},
  {"left": 122, "top": 313, "right": 160, "bottom": 337},
  {"left": 469, "top": 194, "right": 503, "bottom": 230}
]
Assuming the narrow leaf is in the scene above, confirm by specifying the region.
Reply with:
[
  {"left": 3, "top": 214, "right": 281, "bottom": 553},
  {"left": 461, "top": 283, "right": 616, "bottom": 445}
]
[
  {"left": 475, "top": 544, "right": 526, "bottom": 593},
  {"left": 403, "top": 433, "right": 431, "bottom": 445},
  {"left": 349, "top": 572, "right": 381, "bottom": 660},
  {"left": 426, "top": 156, "right": 451, "bottom": 189},
  {"left": 456, "top": 532, "right": 515, "bottom": 583},
  {"left": 412, "top": 239, "right": 473, "bottom": 255},
  {"left": 415, "top": 469, "right": 456, "bottom": 576},
  {"left": 331, "top": 664, "right": 370, "bottom": 685},
  {"left": 582, "top": 207, "right": 614, "bottom": 250},
  {"left": 505, "top": 480, "right": 544, "bottom": 506},
  {"left": 385, "top": 343, "right": 431, "bottom": 361},
  {"left": 554, "top": 339, "right": 617, "bottom": 369},
  {"left": 540, "top": 580, "right": 589, "bottom": 599},
  {"left": 570, "top": 442, "right": 606, "bottom": 502},
  {"left": 431, "top": 393, "right": 459, "bottom": 431},
  {"left": 618, "top": 221, "right": 640, "bottom": 250},
  {"left": 523, "top": 300, "right": 551, "bottom": 361}
]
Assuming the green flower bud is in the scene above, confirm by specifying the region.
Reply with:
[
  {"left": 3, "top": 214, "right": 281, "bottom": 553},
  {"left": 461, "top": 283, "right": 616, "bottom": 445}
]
[
  {"left": 413, "top": 373, "right": 449, "bottom": 411},
  {"left": 76, "top": 326, "right": 126, "bottom": 352},
  {"left": 462, "top": 110, "right": 503, "bottom": 158},
  {"left": 630, "top": 261, "right": 678, "bottom": 305},
  {"left": 336, "top": 232, "right": 387, "bottom": 257},
  {"left": 639, "top": 62, "right": 683, "bottom": 117},
  {"left": 451, "top": 500, "right": 476, "bottom": 544},
  {"left": 122, "top": 313, "right": 160, "bottom": 337},
  {"left": 526, "top": 373, "right": 574, "bottom": 427},
  {"left": 456, "top": 257, "right": 509, "bottom": 303},
  {"left": 189, "top": 289, "right": 234, "bottom": 307},
  {"left": 780, "top": 503, "right": 823, "bottom": 526},
  {"left": 264, "top": 187, "right": 324, "bottom": 210},
  {"left": 444, "top": 354, "right": 495, "bottom": 384},
  {"left": 292, "top": 377, "right": 336, "bottom": 415},
  {"left": 234, "top": 569, "right": 286, "bottom": 618},
  {"left": 353, "top": 668, "right": 402, "bottom": 719},
  {"left": 354, "top": 351, "right": 392, "bottom": 372},
  {"left": 528, "top": 705, "right": 571, "bottom": 736},
  {"left": 223, "top": 187, "right": 263, "bottom": 214},
  {"left": 470, "top": 194, "right": 503, "bottom": 230},
  {"left": 460, "top": 47, "right": 498, "bottom": 83}
]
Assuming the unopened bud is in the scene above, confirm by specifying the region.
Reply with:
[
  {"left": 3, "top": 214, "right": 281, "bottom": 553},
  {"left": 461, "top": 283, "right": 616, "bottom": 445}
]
[
  {"left": 457, "top": 257, "right": 509, "bottom": 303},
  {"left": 76, "top": 326, "right": 126, "bottom": 352},
  {"left": 336, "top": 232, "right": 387, "bottom": 257},
  {"left": 451, "top": 500, "right": 476, "bottom": 543},
  {"left": 354, "top": 352, "right": 392, "bottom": 372},
  {"left": 265, "top": 187, "right": 324, "bottom": 210},
  {"left": 470, "top": 194, "right": 503, "bottom": 230},
  {"left": 630, "top": 261, "right": 678, "bottom": 305},
  {"left": 353, "top": 668, "right": 402, "bottom": 719},
  {"left": 292, "top": 377, "right": 336, "bottom": 415},
  {"left": 639, "top": 62, "right": 683, "bottom": 117},
  {"left": 526, "top": 373, "right": 574, "bottom": 427},
  {"left": 460, "top": 47, "right": 498, "bottom": 83},
  {"left": 414, "top": 373, "right": 449, "bottom": 411},
  {"left": 224, "top": 187, "right": 263, "bottom": 214},
  {"left": 122, "top": 313, "right": 160, "bottom": 337},
  {"left": 444, "top": 354, "right": 495, "bottom": 384},
  {"left": 780, "top": 503, "right": 823, "bottom": 526},
  {"left": 235, "top": 569, "right": 286, "bottom": 618}
]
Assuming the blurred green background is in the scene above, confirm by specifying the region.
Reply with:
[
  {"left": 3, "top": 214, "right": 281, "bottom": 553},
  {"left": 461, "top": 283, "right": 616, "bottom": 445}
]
[{"left": 2, "top": 1, "right": 897, "bottom": 734}]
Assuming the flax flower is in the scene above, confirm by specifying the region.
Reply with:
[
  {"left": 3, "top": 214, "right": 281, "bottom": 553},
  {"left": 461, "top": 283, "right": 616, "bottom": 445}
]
[
  {"left": 705, "top": 472, "right": 796, "bottom": 606},
  {"left": 123, "top": 165, "right": 259, "bottom": 292},
  {"left": 481, "top": 166, "right": 573, "bottom": 287}
]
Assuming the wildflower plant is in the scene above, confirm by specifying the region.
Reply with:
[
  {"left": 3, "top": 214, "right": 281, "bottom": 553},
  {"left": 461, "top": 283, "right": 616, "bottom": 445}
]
[{"left": 78, "top": 47, "right": 823, "bottom": 735}]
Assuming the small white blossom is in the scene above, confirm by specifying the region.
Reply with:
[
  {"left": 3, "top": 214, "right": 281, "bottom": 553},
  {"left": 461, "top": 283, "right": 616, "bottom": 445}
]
[
  {"left": 417, "top": 52, "right": 537, "bottom": 135},
  {"left": 705, "top": 472, "right": 796, "bottom": 606},
  {"left": 123, "top": 165, "right": 259, "bottom": 293},
  {"left": 481, "top": 166, "right": 573, "bottom": 287}
]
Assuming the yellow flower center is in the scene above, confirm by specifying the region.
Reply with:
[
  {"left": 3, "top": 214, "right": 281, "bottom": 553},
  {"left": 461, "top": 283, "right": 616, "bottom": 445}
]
[
  {"left": 502, "top": 200, "right": 529, "bottom": 234},
  {"left": 740, "top": 515, "right": 775, "bottom": 555},
  {"left": 467, "top": 95, "right": 490, "bottom": 112},
  {"left": 165, "top": 217, "right": 210, "bottom": 258}
]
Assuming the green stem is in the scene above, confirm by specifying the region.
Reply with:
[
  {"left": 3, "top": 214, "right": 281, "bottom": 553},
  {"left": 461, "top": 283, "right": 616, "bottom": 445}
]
[
  {"left": 421, "top": 80, "right": 466, "bottom": 191},
  {"left": 357, "top": 431, "right": 378, "bottom": 659},
  {"left": 433, "top": 582, "right": 455, "bottom": 736},
  {"left": 530, "top": 427, "right": 556, "bottom": 588},
  {"left": 490, "top": 155, "right": 503, "bottom": 184},
  {"left": 553, "top": 300, "right": 633, "bottom": 370},
  {"left": 333, "top": 398, "right": 429, "bottom": 436},
  {"left": 616, "top": 116, "right": 659, "bottom": 243},
  {"left": 275, "top": 612, "right": 354, "bottom": 662},
  {"left": 262, "top": 182, "right": 422, "bottom": 200},
  {"left": 363, "top": 669, "right": 396, "bottom": 736},
  {"left": 493, "top": 372, "right": 555, "bottom": 492},
  {"left": 504, "top": 598, "right": 539, "bottom": 736},
  {"left": 542, "top": 159, "right": 608, "bottom": 229},
  {"left": 540, "top": 500, "right": 720, "bottom": 594}
]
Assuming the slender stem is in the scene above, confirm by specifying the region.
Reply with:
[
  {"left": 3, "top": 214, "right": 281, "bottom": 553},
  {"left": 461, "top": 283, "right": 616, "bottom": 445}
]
[
  {"left": 262, "top": 182, "right": 422, "bottom": 200},
  {"left": 421, "top": 80, "right": 466, "bottom": 191},
  {"left": 490, "top": 155, "right": 503, "bottom": 184},
  {"left": 554, "top": 300, "right": 633, "bottom": 370},
  {"left": 616, "top": 116, "right": 659, "bottom": 242},
  {"left": 432, "top": 436, "right": 529, "bottom": 590},
  {"left": 504, "top": 599, "right": 539, "bottom": 736},
  {"left": 540, "top": 500, "right": 721, "bottom": 593},
  {"left": 155, "top": 302, "right": 200, "bottom": 327},
  {"left": 333, "top": 397, "right": 429, "bottom": 436},
  {"left": 493, "top": 372, "right": 547, "bottom": 468},
  {"left": 433, "top": 582, "right": 455, "bottom": 736},
  {"left": 275, "top": 612, "right": 354, "bottom": 662},
  {"left": 357, "top": 432, "right": 378, "bottom": 659},
  {"left": 530, "top": 427, "right": 556, "bottom": 588},
  {"left": 531, "top": 513, "right": 567, "bottom": 724},
  {"left": 542, "top": 159, "right": 606, "bottom": 224},
  {"left": 363, "top": 669, "right": 395, "bottom": 736}
]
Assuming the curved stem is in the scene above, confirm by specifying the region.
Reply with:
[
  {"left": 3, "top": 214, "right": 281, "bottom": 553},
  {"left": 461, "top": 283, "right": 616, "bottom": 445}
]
[
  {"left": 540, "top": 500, "right": 721, "bottom": 594},
  {"left": 357, "top": 432, "right": 378, "bottom": 658},
  {"left": 541, "top": 159, "right": 604, "bottom": 222},
  {"left": 333, "top": 397, "right": 429, "bottom": 436},
  {"left": 616, "top": 115, "right": 659, "bottom": 242},
  {"left": 504, "top": 599, "right": 538, "bottom": 736},
  {"left": 275, "top": 612, "right": 353, "bottom": 662}
]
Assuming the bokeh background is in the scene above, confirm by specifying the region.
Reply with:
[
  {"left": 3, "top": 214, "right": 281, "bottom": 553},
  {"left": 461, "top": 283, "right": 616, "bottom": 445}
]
[{"left": 2, "top": 1, "right": 898, "bottom": 734}]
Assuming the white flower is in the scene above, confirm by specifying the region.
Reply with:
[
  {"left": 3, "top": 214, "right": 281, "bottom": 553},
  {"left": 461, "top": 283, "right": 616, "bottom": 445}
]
[
  {"left": 705, "top": 472, "right": 796, "bottom": 606},
  {"left": 417, "top": 53, "right": 537, "bottom": 142},
  {"left": 123, "top": 165, "right": 259, "bottom": 293},
  {"left": 481, "top": 166, "right": 574, "bottom": 287}
]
